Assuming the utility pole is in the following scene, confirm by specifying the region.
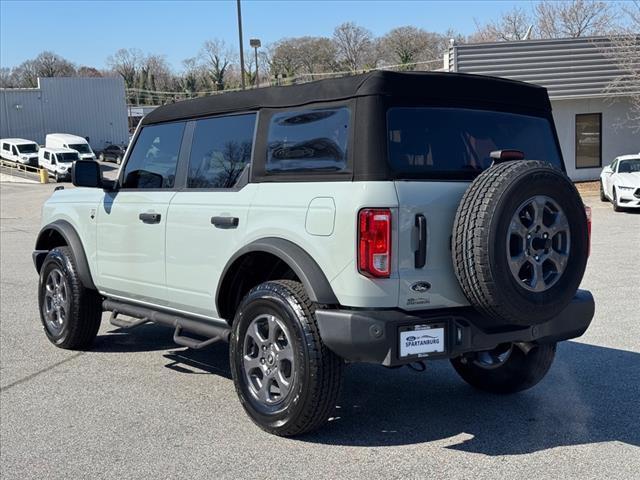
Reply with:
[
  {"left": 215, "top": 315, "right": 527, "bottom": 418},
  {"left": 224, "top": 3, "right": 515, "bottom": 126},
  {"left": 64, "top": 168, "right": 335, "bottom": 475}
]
[
  {"left": 237, "top": 0, "right": 246, "bottom": 90},
  {"left": 250, "top": 38, "right": 261, "bottom": 87}
]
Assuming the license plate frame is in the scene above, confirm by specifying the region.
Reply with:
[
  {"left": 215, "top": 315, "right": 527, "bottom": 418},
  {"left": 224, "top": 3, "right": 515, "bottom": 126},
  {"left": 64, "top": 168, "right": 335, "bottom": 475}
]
[{"left": 398, "top": 323, "right": 447, "bottom": 359}]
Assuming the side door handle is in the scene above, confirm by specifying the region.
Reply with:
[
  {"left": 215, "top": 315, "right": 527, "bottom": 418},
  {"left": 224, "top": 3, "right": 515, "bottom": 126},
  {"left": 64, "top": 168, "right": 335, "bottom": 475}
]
[
  {"left": 211, "top": 216, "right": 239, "bottom": 229},
  {"left": 139, "top": 212, "right": 161, "bottom": 224},
  {"left": 415, "top": 214, "right": 427, "bottom": 268}
]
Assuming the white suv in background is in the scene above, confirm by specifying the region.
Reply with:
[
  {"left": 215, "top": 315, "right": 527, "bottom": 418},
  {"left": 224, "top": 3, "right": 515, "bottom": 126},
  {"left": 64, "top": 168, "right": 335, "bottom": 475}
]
[
  {"left": 0, "top": 138, "right": 40, "bottom": 166},
  {"left": 32, "top": 71, "right": 594, "bottom": 437}
]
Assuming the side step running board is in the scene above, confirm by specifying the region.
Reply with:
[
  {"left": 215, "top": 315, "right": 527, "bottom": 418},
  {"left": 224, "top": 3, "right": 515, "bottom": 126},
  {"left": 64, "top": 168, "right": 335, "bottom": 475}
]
[{"left": 103, "top": 299, "right": 231, "bottom": 347}]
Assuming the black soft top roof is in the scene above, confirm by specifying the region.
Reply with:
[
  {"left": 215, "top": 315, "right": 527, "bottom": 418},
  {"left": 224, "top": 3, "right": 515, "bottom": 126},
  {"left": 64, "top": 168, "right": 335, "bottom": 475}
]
[{"left": 142, "top": 70, "right": 551, "bottom": 125}]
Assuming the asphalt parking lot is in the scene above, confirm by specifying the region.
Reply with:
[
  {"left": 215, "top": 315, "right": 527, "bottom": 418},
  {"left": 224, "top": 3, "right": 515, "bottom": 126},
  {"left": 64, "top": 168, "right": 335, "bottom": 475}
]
[{"left": 1, "top": 181, "right": 639, "bottom": 479}]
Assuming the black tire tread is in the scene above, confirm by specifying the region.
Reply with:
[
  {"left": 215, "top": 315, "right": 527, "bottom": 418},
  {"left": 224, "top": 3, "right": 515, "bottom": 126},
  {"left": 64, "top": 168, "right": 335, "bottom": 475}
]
[
  {"left": 233, "top": 280, "right": 343, "bottom": 436},
  {"left": 41, "top": 246, "right": 102, "bottom": 349},
  {"left": 452, "top": 160, "right": 583, "bottom": 324},
  {"left": 451, "top": 343, "right": 556, "bottom": 394}
]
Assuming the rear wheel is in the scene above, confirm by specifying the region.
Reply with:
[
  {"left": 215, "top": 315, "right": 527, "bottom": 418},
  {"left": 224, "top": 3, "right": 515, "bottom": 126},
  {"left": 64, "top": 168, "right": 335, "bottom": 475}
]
[
  {"left": 230, "top": 280, "right": 343, "bottom": 436},
  {"left": 451, "top": 343, "right": 556, "bottom": 394},
  {"left": 38, "top": 247, "right": 102, "bottom": 349}
]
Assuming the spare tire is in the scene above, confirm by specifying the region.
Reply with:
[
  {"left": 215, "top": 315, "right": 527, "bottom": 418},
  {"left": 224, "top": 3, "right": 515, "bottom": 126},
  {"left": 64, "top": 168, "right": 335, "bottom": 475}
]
[{"left": 452, "top": 160, "right": 588, "bottom": 327}]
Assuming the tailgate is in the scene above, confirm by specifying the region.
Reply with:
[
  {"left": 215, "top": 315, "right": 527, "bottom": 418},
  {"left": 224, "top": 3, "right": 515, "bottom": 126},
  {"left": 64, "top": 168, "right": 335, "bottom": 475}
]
[{"left": 394, "top": 181, "right": 470, "bottom": 310}]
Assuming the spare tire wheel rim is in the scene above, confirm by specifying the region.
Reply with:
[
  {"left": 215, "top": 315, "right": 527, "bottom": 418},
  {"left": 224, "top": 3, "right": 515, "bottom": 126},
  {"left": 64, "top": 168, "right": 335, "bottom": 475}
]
[
  {"left": 507, "top": 195, "right": 571, "bottom": 292},
  {"left": 242, "top": 313, "right": 295, "bottom": 406}
]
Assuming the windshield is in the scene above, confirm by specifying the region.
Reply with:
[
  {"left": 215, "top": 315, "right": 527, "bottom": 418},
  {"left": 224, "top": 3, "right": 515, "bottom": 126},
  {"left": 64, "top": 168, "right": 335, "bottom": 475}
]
[
  {"left": 17, "top": 143, "right": 38, "bottom": 154},
  {"left": 387, "top": 107, "right": 563, "bottom": 180},
  {"left": 618, "top": 159, "right": 640, "bottom": 173},
  {"left": 58, "top": 152, "right": 79, "bottom": 162},
  {"left": 68, "top": 143, "right": 92, "bottom": 154}
]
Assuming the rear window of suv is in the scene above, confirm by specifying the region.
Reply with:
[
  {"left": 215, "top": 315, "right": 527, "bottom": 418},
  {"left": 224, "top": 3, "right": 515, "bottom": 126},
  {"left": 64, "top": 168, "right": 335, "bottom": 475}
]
[
  {"left": 387, "top": 107, "right": 563, "bottom": 180},
  {"left": 266, "top": 107, "right": 349, "bottom": 173}
]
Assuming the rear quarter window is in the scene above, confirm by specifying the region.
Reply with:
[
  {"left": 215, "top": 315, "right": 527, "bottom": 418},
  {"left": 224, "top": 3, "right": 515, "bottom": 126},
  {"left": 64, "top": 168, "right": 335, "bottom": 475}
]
[
  {"left": 266, "top": 107, "right": 349, "bottom": 173},
  {"left": 387, "top": 107, "right": 563, "bottom": 180}
]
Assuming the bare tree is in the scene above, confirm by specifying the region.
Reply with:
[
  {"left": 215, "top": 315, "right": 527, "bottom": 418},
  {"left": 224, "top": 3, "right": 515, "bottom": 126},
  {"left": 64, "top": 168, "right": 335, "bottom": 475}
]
[
  {"left": 470, "top": 7, "right": 534, "bottom": 42},
  {"left": 32, "top": 51, "right": 76, "bottom": 77},
  {"left": 201, "top": 39, "right": 235, "bottom": 91},
  {"left": 269, "top": 38, "right": 304, "bottom": 81},
  {"left": 0, "top": 67, "right": 14, "bottom": 88},
  {"left": 333, "top": 22, "right": 375, "bottom": 71},
  {"left": 298, "top": 37, "right": 338, "bottom": 75},
  {"left": 107, "top": 48, "right": 143, "bottom": 89},
  {"left": 77, "top": 66, "right": 103, "bottom": 77},
  {"left": 379, "top": 26, "right": 444, "bottom": 70},
  {"left": 536, "top": 0, "right": 617, "bottom": 38},
  {"left": 604, "top": 1, "right": 640, "bottom": 130}
]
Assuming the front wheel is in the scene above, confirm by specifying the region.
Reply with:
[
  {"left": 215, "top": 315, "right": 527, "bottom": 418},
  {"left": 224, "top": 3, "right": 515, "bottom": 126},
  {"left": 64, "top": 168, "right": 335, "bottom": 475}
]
[
  {"left": 600, "top": 181, "right": 608, "bottom": 202},
  {"left": 38, "top": 247, "right": 102, "bottom": 349},
  {"left": 451, "top": 342, "right": 556, "bottom": 394},
  {"left": 230, "top": 280, "right": 343, "bottom": 436},
  {"left": 612, "top": 188, "right": 622, "bottom": 212}
]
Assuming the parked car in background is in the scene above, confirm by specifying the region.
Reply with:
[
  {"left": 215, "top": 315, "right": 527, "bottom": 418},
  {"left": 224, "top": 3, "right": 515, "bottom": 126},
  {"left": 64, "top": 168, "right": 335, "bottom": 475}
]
[
  {"left": 38, "top": 147, "right": 80, "bottom": 182},
  {"left": 600, "top": 153, "right": 640, "bottom": 211},
  {"left": 45, "top": 133, "right": 96, "bottom": 161},
  {"left": 98, "top": 144, "right": 126, "bottom": 165},
  {"left": 0, "top": 138, "right": 40, "bottom": 166}
]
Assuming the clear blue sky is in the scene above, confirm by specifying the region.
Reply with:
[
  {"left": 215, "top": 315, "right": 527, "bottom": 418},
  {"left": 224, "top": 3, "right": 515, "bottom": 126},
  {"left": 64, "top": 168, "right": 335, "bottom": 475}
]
[{"left": 1, "top": 0, "right": 532, "bottom": 71}]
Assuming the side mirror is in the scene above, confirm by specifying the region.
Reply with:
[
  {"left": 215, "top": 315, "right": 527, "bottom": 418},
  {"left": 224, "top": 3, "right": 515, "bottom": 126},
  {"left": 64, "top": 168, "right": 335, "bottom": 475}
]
[{"left": 72, "top": 160, "right": 102, "bottom": 188}]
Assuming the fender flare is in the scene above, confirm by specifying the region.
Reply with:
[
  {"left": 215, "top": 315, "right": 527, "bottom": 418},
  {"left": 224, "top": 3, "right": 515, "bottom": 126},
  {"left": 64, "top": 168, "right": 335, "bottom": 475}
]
[
  {"left": 216, "top": 237, "right": 339, "bottom": 312},
  {"left": 34, "top": 219, "right": 97, "bottom": 291}
]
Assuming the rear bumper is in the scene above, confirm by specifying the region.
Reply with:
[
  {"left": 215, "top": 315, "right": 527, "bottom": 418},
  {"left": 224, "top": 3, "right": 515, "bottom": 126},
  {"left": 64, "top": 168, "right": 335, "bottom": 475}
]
[{"left": 316, "top": 289, "right": 594, "bottom": 366}]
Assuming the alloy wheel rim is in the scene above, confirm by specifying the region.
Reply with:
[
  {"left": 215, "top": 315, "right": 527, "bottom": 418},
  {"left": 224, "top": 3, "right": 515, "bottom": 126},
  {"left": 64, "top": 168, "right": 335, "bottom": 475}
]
[
  {"left": 242, "top": 313, "right": 295, "bottom": 406},
  {"left": 43, "top": 268, "right": 69, "bottom": 335},
  {"left": 506, "top": 195, "right": 571, "bottom": 292}
]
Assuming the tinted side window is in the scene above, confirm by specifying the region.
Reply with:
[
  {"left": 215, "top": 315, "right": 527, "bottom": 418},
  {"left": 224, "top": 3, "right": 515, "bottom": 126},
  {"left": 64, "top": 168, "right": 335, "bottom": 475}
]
[
  {"left": 2, "top": 143, "right": 9, "bottom": 151},
  {"left": 122, "top": 122, "right": 185, "bottom": 189},
  {"left": 187, "top": 113, "right": 256, "bottom": 188},
  {"left": 44, "top": 151, "right": 50, "bottom": 160},
  {"left": 266, "top": 108, "right": 349, "bottom": 173}
]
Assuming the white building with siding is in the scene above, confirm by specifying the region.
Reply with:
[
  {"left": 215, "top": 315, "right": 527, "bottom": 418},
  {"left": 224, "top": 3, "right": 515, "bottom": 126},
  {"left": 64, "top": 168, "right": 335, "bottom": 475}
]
[
  {"left": 0, "top": 77, "right": 128, "bottom": 151},
  {"left": 445, "top": 36, "right": 639, "bottom": 181}
]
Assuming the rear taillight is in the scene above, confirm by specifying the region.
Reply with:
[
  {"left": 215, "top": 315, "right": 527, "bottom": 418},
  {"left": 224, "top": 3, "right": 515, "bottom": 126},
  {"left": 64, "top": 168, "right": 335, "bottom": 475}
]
[
  {"left": 358, "top": 208, "right": 391, "bottom": 278},
  {"left": 585, "top": 205, "right": 592, "bottom": 257}
]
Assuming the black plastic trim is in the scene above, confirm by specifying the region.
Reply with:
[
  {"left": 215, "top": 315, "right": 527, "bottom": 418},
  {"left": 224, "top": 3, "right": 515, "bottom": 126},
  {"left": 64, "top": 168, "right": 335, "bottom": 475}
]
[
  {"left": 315, "top": 289, "right": 594, "bottom": 366},
  {"left": 33, "top": 220, "right": 97, "bottom": 290},
  {"left": 216, "top": 237, "right": 339, "bottom": 311}
]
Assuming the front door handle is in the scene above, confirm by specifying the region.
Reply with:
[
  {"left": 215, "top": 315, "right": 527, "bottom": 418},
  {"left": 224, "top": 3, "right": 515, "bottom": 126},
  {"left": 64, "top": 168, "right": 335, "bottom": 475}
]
[
  {"left": 211, "top": 216, "right": 239, "bottom": 228},
  {"left": 139, "top": 212, "right": 161, "bottom": 224}
]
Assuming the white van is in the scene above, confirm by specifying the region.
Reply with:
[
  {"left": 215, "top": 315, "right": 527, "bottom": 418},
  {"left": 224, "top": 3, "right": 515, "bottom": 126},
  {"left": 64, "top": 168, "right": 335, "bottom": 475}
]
[
  {"left": 38, "top": 147, "right": 80, "bottom": 181},
  {"left": 45, "top": 133, "right": 96, "bottom": 161},
  {"left": 0, "top": 138, "right": 40, "bottom": 166}
]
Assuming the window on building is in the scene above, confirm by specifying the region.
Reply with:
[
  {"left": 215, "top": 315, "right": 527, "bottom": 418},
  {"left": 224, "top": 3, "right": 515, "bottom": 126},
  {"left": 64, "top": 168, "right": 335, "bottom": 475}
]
[
  {"left": 122, "top": 122, "right": 185, "bottom": 189},
  {"left": 266, "top": 107, "right": 350, "bottom": 173},
  {"left": 575, "top": 113, "right": 601, "bottom": 169},
  {"left": 187, "top": 113, "right": 256, "bottom": 189}
]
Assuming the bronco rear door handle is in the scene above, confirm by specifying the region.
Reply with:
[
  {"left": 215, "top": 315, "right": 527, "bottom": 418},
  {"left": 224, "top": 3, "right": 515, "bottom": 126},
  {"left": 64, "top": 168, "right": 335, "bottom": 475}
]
[
  {"left": 415, "top": 214, "right": 427, "bottom": 268},
  {"left": 211, "top": 216, "right": 239, "bottom": 228},
  {"left": 139, "top": 212, "right": 161, "bottom": 224}
]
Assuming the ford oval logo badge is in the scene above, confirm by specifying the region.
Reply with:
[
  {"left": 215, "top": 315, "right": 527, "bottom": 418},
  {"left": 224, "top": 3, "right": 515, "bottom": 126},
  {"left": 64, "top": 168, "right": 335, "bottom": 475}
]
[{"left": 411, "top": 281, "right": 431, "bottom": 293}]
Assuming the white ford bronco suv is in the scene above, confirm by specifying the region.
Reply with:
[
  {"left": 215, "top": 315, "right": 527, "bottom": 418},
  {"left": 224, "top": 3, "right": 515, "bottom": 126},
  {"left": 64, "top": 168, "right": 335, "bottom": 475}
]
[{"left": 33, "top": 71, "right": 594, "bottom": 436}]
